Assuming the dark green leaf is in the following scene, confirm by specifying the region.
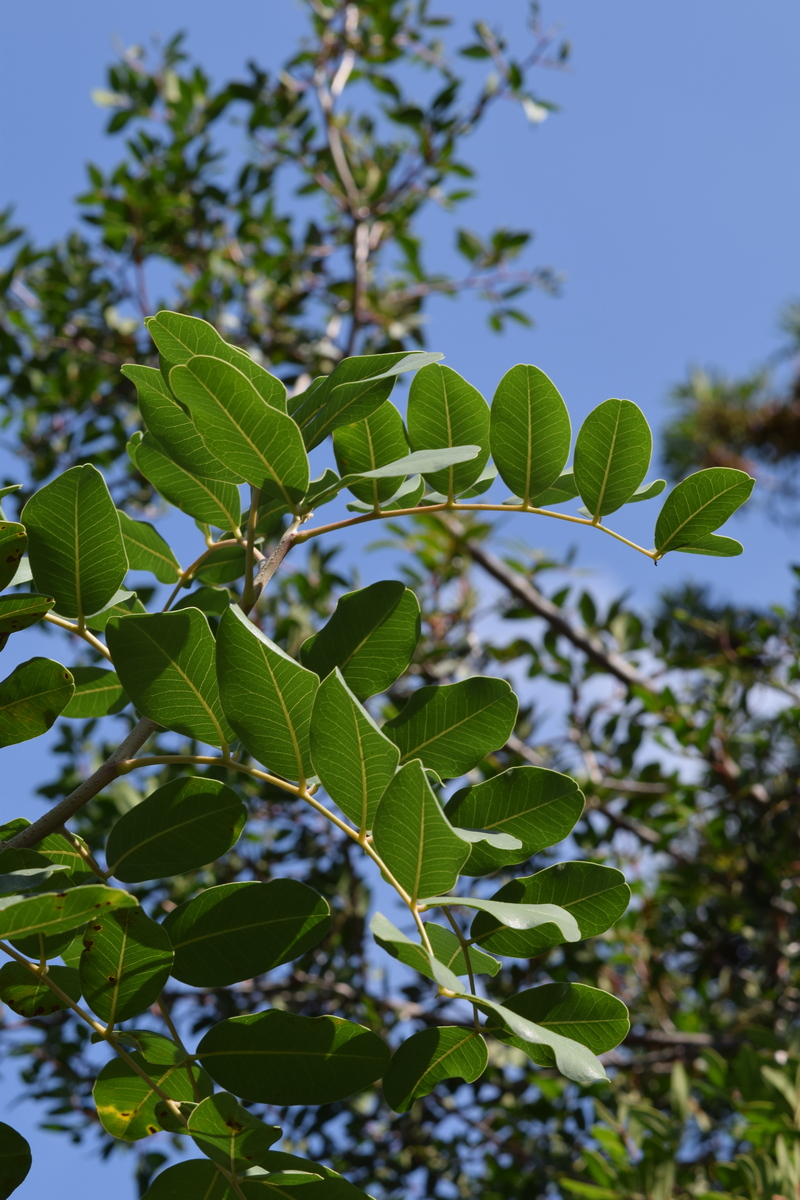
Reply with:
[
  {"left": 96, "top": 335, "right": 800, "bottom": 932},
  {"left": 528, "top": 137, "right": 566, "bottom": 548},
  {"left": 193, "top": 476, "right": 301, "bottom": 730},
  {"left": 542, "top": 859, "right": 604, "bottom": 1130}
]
[
  {"left": 573, "top": 399, "right": 652, "bottom": 519},
  {"left": 383, "top": 676, "right": 517, "bottom": 776},
  {"left": 407, "top": 363, "right": 490, "bottom": 497},
  {"left": 383, "top": 1027, "right": 488, "bottom": 1113},
  {"left": 117, "top": 510, "right": 181, "bottom": 583},
  {"left": 197, "top": 1009, "right": 390, "bottom": 1104},
  {"left": 22, "top": 465, "right": 128, "bottom": 620},
  {"left": 673, "top": 533, "right": 744, "bottom": 557},
  {"left": 310, "top": 669, "right": 399, "bottom": 831},
  {"left": 654, "top": 467, "right": 755, "bottom": 558},
  {"left": 0, "top": 885, "right": 136, "bottom": 942},
  {"left": 372, "top": 760, "right": 469, "bottom": 902},
  {"left": 128, "top": 431, "right": 242, "bottom": 531},
  {"left": 470, "top": 861, "right": 630, "bottom": 956},
  {"left": 495, "top": 982, "right": 630, "bottom": 1066},
  {"left": 216, "top": 604, "right": 318, "bottom": 781},
  {"left": 85, "top": 589, "right": 144, "bottom": 632},
  {"left": 0, "top": 593, "right": 54, "bottom": 636},
  {"left": 0, "top": 962, "right": 80, "bottom": 1018},
  {"left": 94, "top": 1052, "right": 212, "bottom": 1141},
  {"left": 107, "top": 609, "right": 233, "bottom": 748},
  {"left": 333, "top": 401, "right": 409, "bottom": 505},
  {"left": 0, "top": 658, "right": 74, "bottom": 747},
  {"left": 425, "top": 923, "right": 500, "bottom": 977},
  {"left": 300, "top": 581, "right": 420, "bottom": 700},
  {"left": 0, "top": 848, "right": 68, "bottom": 895},
  {"left": 141, "top": 1160, "right": 234, "bottom": 1200},
  {"left": 490, "top": 365, "right": 571, "bottom": 504},
  {"left": 170, "top": 356, "right": 308, "bottom": 503},
  {"left": 106, "top": 777, "right": 246, "bottom": 883},
  {"left": 369, "top": 912, "right": 462, "bottom": 990},
  {"left": 194, "top": 545, "right": 247, "bottom": 584},
  {"left": 62, "top": 667, "right": 128, "bottom": 718},
  {"left": 444, "top": 765, "right": 584, "bottom": 874},
  {"left": 173, "top": 585, "right": 232, "bottom": 616},
  {"left": 470, "top": 994, "right": 607, "bottom": 1083},
  {"left": 162, "top": 879, "right": 331, "bottom": 987},
  {"left": 188, "top": 1092, "right": 281, "bottom": 1172},
  {"left": 80, "top": 905, "right": 173, "bottom": 1024},
  {"left": 0, "top": 524, "right": 27, "bottom": 593},
  {"left": 109, "top": 1030, "right": 184, "bottom": 1064},
  {"left": 0, "top": 1122, "right": 31, "bottom": 1199}
]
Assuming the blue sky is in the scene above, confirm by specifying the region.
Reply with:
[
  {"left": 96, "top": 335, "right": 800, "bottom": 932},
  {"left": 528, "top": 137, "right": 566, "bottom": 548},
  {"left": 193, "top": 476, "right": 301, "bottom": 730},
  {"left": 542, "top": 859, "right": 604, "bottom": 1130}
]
[{"left": 1, "top": 2, "right": 799, "bottom": 1195}]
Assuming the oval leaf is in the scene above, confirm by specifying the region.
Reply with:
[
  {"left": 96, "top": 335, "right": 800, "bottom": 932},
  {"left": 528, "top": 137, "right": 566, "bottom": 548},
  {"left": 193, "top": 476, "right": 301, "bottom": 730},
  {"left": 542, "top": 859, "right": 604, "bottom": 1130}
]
[
  {"left": 0, "top": 658, "right": 73, "bottom": 747},
  {"left": 407, "top": 363, "right": 490, "bottom": 497},
  {"left": 117, "top": 510, "right": 181, "bottom": 583},
  {"left": 333, "top": 401, "right": 409, "bottom": 505},
  {"left": 383, "top": 1026, "right": 488, "bottom": 1113},
  {"left": 0, "top": 885, "right": 136, "bottom": 943},
  {"left": 654, "top": 466, "right": 755, "bottom": 557},
  {"left": 0, "top": 1122, "right": 31, "bottom": 1199},
  {"left": 573, "top": 398, "right": 652, "bottom": 519},
  {"left": 499, "top": 982, "right": 630, "bottom": 1066},
  {"left": 0, "top": 962, "right": 81, "bottom": 1018},
  {"left": 129, "top": 432, "right": 242, "bottom": 531},
  {"left": 80, "top": 905, "right": 173, "bottom": 1024},
  {"left": 490, "top": 365, "right": 571, "bottom": 504},
  {"left": 188, "top": 1092, "right": 281, "bottom": 1173},
  {"left": 94, "top": 1052, "right": 212, "bottom": 1141},
  {"left": 0, "top": 593, "right": 55, "bottom": 636},
  {"left": 0, "top": 524, "right": 27, "bottom": 594},
  {"left": 62, "top": 666, "right": 128, "bottom": 719}
]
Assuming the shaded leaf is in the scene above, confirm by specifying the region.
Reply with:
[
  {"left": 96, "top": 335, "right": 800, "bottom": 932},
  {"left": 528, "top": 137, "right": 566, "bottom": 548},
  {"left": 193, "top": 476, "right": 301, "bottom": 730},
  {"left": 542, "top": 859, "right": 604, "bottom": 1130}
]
[
  {"left": 369, "top": 911, "right": 462, "bottom": 991},
  {"left": 128, "top": 431, "right": 242, "bottom": 531},
  {"left": 0, "top": 525, "right": 27, "bottom": 593},
  {"left": 0, "top": 593, "right": 55, "bottom": 636},
  {"left": 494, "top": 982, "right": 630, "bottom": 1066},
  {"left": 383, "top": 1026, "right": 488, "bottom": 1113},
  {"left": 0, "top": 658, "right": 74, "bottom": 747},
  {"left": 62, "top": 667, "right": 128, "bottom": 719},
  {"left": 470, "top": 994, "right": 607, "bottom": 1083},
  {"left": 188, "top": 1092, "right": 281, "bottom": 1173},
  {"left": 0, "top": 885, "right": 136, "bottom": 942},
  {"left": 80, "top": 905, "right": 173, "bottom": 1024},
  {"left": 94, "top": 1052, "right": 212, "bottom": 1141},
  {"left": 0, "top": 1122, "right": 31, "bottom": 1199},
  {"left": 0, "top": 962, "right": 80, "bottom": 1018},
  {"left": 333, "top": 401, "right": 409, "bottom": 505},
  {"left": 117, "top": 510, "right": 181, "bottom": 583},
  {"left": 425, "top": 923, "right": 501, "bottom": 977}
]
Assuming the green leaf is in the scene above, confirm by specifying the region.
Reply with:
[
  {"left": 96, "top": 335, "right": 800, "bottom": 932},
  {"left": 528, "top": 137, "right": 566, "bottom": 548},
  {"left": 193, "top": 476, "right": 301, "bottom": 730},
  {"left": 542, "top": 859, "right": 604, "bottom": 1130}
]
[
  {"left": 290, "top": 350, "right": 443, "bottom": 450},
  {"left": 470, "top": 994, "right": 607, "bottom": 1083},
  {"left": 369, "top": 912, "right": 462, "bottom": 991},
  {"left": 22, "top": 465, "right": 128, "bottom": 620},
  {"left": 0, "top": 885, "right": 136, "bottom": 942},
  {"left": 117, "top": 510, "right": 181, "bottom": 583},
  {"left": 32, "top": 829, "right": 97, "bottom": 887},
  {"left": 196, "top": 1009, "right": 390, "bottom": 1104},
  {"left": 129, "top": 431, "right": 242, "bottom": 531},
  {"left": 0, "top": 1121, "right": 31, "bottom": 1199},
  {"left": 107, "top": 609, "right": 233, "bottom": 748},
  {"left": 188, "top": 1092, "right": 281, "bottom": 1172},
  {"left": 624, "top": 478, "right": 666, "bottom": 504},
  {"left": 108, "top": 1030, "right": 184, "bottom": 1064},
  {"left": 194, "top": 545, "right": 247, "bottom": 584},
  {"left": 672, "top": 533, "right": 744, "bottom": 557},
  {"left": 347, "top": 474, "right": 425, "bottom": 513},
  {"left": 141, "top": 1161, "right": 234, "bottom": 1200},
  {"left": 333, "top": 401, "right": 409, "bottom": 505},
  {"left": 654, "top": 467, "right": 755, "bottom": 558},
  {"left": 573, "top": 399, "right": 652, "bottom": 519},
  {"left": 444, "top": 765, "right": 584, "bottom": 875},
  {"left": 527, "top": 469, "right": 579, "bottom": 507},
  {"left": 425, "top": 923, "right": 500, "bottom": 977},
  {"left": 85, "top": 590, "right": 144, "bottom": 632},
  {"left": 383, "top": 1026, "right": 488, "bottom": 1113},
  {"left": 372, "top": 760, "right": 469, "bottom": 903},
  {"left": 170, "top": 356, "right": 308, "bottom": 503},
  {"left": 0, "top": 593, "right": 55, "bottom": 636},
  {"left": 300, "top": 581, "right": 420, "bottom": 701},
  {"left": 105, "top": 777, "right": 246, "bottom": 883},
  {"left": 94, "top": 1052, "right": 212, "bottom": 1141},
  {"left": 407, "top": 363, "right": 490, "bottom": 497},
  {"left": 216, "top": 604, "right": 318, "bottom": 781},
  {"left": 495, "top": 982, "right": 630, "bottom": 1067},
  {"left": 0, "top": 658, "right": 74, "bottom": 747},
  {"left": 490, "top": 365, "right": 571, "bottom": 505},
  {"left": 143, "top": 1155, "right": 372, "bottom": 1199},
  {"left": 162, "top": 879, "right": 331, "bottom": 987},
  {"left": 121, "top": 364, "right": 243, "bottom": 482},
  {"left": 470, "top": 861, "right": 630, "bottom": 956},
  {"left": 382, "top": 676, "right": 518, "bottom": 777},
  {"left": 80, "top": 905, "right": 173, "bottom": 1024},
  {"left": 422, "top": 896, "right": 580, "bottom": 942},
  {"left": 143, "top": 311, "right": 287, "bottom": 411},
  {"left": 173, "top": 585, "right": 232, "bottom": 616},
  {"left": 0, "top": 962, "right": 80, "bottom": 1018},
  {"left": 310, "top": 669, "right": 399, "bottom": 831},
  {"left": 62, "top": 667, "right": 127, "bottom": 718},
  {"left": 0, "top": 524, "right": 27, "bottom": 593},
  {"left": 0, "top": 848, "right": 68, "bottom": 894}
]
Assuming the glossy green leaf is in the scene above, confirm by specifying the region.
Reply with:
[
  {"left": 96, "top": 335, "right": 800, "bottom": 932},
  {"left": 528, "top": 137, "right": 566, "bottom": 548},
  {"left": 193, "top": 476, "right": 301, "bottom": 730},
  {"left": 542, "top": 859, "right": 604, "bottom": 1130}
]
[
  {"left": 490, "top": 365, "right": 571, "bottom": 504},
  {"left": 372, "top": 760, "right": 469, "bottom": 903},
  {"left": 0, "top": 1122, "right": 31, "bottom": 1199},
  {"left": 422, "top": 895, "right": 580, "bottom": 942},
  {"left": 673, "top": 533, "right": 744, "bottom": 557},
  {"left": 80, "top": 905, "right": 173, "bottom": 1024},
  {"left": 470, "top": 994, "right": 607, "bottom": 1083},
  {"left": 290, "top": 350, "right": 443, "bottom": 450},
  {"left": 188, "top": 1092, "right": 281, "bottom": 1172},
  {"left": 144, "top": 311, "right": 287, "bottom": 411},
  {"left": 128, "top": 431, "right": 242, "bottom": 531},
  {"left": 494, "top": 982, "right": 630, "bottom": 1067},
  {"left": 22, "top": 464, "right": 127, "bottom": 620},
  {"left": 94, "top": 1052, "right": 212, "bottom": 1141},
  {"left": 0, "top": 524, "right": 27, "bottom": 593},
  {"left": 300, "top": 580, "right": 420, "bottom": 701},
  {"left": 310, "top": 669, "right": 399, "bottom": 831},
  {"left": 470, "top": 861, "right": 630, "bottom": 956},
  {"left": 117, "top": 510, "right": 181, "bottom": 583},
  {"left": 170, "top": 356, "right": 308, "bottom": 502},
  {"left": 0, "top": 658, "right": 74, "bottom": 747},
  {"left": 383, "top": 676, "right": 517, "bottom": 777},
  {"left": 654, "top": 467, "right": 755, "bottom": 558},
  {"left": 216, "top": 604, "right": 318, "bottom": 781},
  {"left": 0, "top": 962, "right": 80, "bottom": 1018},
  {"left": 121, "top": 364, "right": 243, "bottom": 482},
  {"left": 0, "top": 885, "right": 136, "bottom": 942},
  {"left": 197, "top": 1009, "right": 390, "bottom": 1104},
  {"left": 62, "top": 667, "right": 127, "bottom": 719},
  {"left": 383, "top": 1026, "right": 488, "bottom": 1113},
  {"left": 333, "top": 401, "right": 409, "bottom": 505},
  {"left": 425, "top": 922, "right": 500, "bottom": 977},
  {"left": 573, "top": 399, "right": 652, "bottom": 519},
  {"left": 407, "top": 363, "right": 490, "bottom": 497},
  {"left": 106, "top": 776, "right": 246, "bottom": 883},
  {"left": 162, "top": 879, "right": 330, "bottom": 987},
  {"left": 107, "top": 609, "right": 233, "bottom": 748},
  {"left": 444, "top": 765, "right": 584, "bottom": 874},
  {"left": 0, "top": 593, "right": 54, "bottom": 636}
]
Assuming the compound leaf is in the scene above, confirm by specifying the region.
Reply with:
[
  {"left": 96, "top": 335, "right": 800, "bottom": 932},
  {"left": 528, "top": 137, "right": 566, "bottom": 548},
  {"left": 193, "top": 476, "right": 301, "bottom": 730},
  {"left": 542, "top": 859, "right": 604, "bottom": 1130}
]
[{"left": 573, "top": 398, "right": 652, "bottom": 519}]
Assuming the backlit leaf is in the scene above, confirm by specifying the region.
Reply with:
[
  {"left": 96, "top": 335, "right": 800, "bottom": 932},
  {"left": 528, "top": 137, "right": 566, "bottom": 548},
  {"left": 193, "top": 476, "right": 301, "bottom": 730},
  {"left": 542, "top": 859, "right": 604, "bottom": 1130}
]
[
  {"left": 573, "top": 398, "right": 652, "bottom": 519},
  {"left": 0, "top": 658, "right": 74, "bottom": 747},
  {"left": 80, "top": 905, "right": 173, "bottom": 1024},
  {"left": 407, "top": 363, "right": 490, "bottom": 497},
  {"left": 128, "top": 431, "right": 242, "bottom": 530},
  {"left": 654, "top": 467, "right": 755, "bottom": 558},
  {"left": 0, "top": 524, "right": 27, "bottom": 593},
  {"left": 333, "top": 401, "right": 409, "bottom": 505},
  {"left": 0, "top": 962, "right": 80, "bottom": 1018},
  {"left": 188, "top": 1092, "right": 281, "bottom": 1173},
  {"left": 383, "top": 1026, "right": 488, "bottom": 1113},
  {"left": 117, "top": 510, "right": 181, "bottom": 583},
  {"left": 425, "top": 923, "right": 500, "bottom": 977},
  {"left": 490, "top": 365, "right": 571, "bottom": 504},
  {"left": 94, "top": 1052, "right": 212, "bottom": 1141},
  {"left": 0, "top": 885, "right": 136, "bottom": 943},
  {"left": 62, "top": 667, "right": 127, "bottom": 718},
  {"left": 369, "top": 912, "right": 462, "bottom": 991},
  {"left": 0, "top": 593, "right": 55, "bottom": 636}
]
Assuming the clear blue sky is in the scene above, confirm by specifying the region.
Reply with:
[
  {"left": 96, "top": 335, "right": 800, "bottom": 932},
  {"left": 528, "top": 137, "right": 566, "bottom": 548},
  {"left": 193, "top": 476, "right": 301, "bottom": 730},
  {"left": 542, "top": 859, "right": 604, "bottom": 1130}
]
[{"left": 1, "top": 2, "right": 799, "bottom": 1195}]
